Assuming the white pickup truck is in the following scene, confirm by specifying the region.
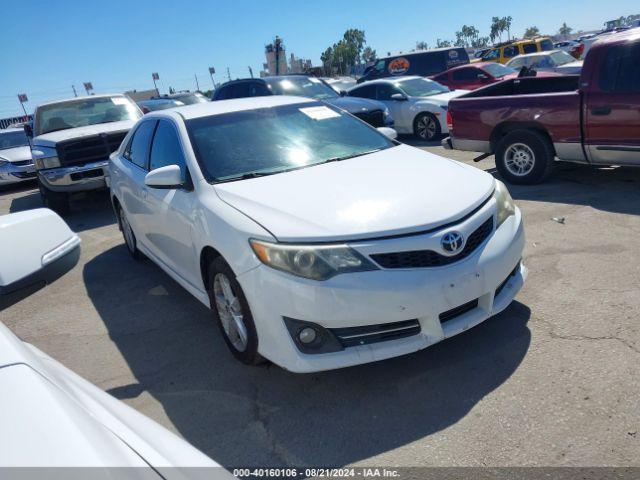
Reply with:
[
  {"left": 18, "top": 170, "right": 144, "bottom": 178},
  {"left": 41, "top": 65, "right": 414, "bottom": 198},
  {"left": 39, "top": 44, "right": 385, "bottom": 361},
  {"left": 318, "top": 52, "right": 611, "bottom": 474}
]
[{"left": 25, "top": 94, "right": 142, "bottom": 212}]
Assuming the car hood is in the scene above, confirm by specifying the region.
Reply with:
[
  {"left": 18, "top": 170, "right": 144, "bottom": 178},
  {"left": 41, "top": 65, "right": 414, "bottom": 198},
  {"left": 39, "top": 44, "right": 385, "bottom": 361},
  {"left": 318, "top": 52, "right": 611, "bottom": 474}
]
[
  {"left": 326, "top": 96, "right": 387, "bottom": 113},
  {"left": 0, "top": 321, "right": 223, "bottom": 472},
  {"left": 33, "top": 120, "right": 136, "bottom": 148},
  {"left": 0, "top": 145, "right": 32, "bottom": 163},
  {"left": 412, "top": 90, "right": 469, "bottom": 106},
  {"left": 214, "top": 144, "right": 495, "bottom": 242}
]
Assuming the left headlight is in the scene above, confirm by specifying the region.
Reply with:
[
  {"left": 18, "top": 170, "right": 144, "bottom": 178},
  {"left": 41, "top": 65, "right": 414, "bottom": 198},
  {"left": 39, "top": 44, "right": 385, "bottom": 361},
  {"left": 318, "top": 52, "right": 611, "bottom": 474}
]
[
  {"left": 250, "top": 239, "right": 379, "bottom": 281},
  {"left": 493, "top": 180, "right": 516, "bottom": 227},
  {"left": 34, "top": 156, "right": 61, "bottom": 170}
]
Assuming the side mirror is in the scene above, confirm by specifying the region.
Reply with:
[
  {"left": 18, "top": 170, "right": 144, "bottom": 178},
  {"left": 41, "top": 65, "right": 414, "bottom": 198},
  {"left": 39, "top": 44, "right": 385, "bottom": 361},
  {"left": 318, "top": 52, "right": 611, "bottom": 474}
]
[
  {"left": 339, "top": 90, "right": 347, "bottom": 97},
  {"left": 141, "top": 106, "right": 151, "bottom": 114},
  {"left": 390, "top": 93, "right": 407, "bottom": 101},
  {"left": 377, "top": 127, "right": 398, "bottom": 140},
  {"left": 144, "top": 164, "right": 184, "bottom": 189},
  {"left": 23, "top": 123, "right": 33, "bottom": 138},
  {"left": 0, "top": 209, "right": 80, "bottom": 311}
]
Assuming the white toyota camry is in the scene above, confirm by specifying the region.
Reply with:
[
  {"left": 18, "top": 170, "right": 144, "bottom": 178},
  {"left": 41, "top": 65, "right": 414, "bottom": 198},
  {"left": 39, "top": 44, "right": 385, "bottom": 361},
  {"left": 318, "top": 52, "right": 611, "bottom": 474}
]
[{"left": 109, "top": 96, "right": 527, "bottom": 373}]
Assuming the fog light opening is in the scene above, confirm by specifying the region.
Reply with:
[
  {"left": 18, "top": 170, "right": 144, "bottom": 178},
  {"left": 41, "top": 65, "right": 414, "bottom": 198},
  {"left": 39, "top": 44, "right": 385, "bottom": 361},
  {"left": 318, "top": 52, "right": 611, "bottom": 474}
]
[{"left": 298, "top": 327, "right": 317, "bottom": 344}]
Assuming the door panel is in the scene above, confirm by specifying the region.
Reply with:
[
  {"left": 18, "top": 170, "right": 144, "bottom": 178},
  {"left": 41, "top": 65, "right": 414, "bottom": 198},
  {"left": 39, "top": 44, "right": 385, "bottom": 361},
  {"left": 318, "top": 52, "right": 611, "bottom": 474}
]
[{"left": 586, "top": 43, "right": 640, "bottom": 165}]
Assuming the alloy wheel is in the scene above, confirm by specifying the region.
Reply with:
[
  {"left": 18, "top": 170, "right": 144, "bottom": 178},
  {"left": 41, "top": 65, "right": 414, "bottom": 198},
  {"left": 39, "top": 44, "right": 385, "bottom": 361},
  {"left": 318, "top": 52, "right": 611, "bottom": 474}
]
[
  {"left": 417, "top": 115, "right": 437, "bottom": 140},
  {"left": 504, "top": 143, "right": 536, "bottom": 176},
  {"left": 213, "top": 273, "right": 248, "bottom": 352}
]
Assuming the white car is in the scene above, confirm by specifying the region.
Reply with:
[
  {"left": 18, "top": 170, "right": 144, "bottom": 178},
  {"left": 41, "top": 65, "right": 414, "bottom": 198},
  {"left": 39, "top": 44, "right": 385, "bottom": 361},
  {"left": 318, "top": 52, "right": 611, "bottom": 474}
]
[
  {"left": 0, "top": 209, "right": 224, "bottom": 473},
  {"left": 109, "top": 96, "right": 527, "bottom": 373},
  {"left": 506, "top": 50, "right": 583, "bottom": 75},
  {"left": 347, "top": 76, "right": 469, "bottom": 141},
  {"left": 0, "top": 128, "right": 35, "bottom": 187}
]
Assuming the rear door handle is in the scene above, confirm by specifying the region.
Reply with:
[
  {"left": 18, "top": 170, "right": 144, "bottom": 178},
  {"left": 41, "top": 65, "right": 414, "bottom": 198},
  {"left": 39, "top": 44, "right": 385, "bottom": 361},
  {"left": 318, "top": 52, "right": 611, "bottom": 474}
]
[{"left": 591, "top": 106, "right": 612, "bottom": 116}]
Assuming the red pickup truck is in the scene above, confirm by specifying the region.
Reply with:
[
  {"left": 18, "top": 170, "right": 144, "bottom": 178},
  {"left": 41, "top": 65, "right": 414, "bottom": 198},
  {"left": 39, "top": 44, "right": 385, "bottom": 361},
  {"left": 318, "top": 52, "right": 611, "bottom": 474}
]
[{"left": 444, "top": 29, "right": 640, "bottom": 184}]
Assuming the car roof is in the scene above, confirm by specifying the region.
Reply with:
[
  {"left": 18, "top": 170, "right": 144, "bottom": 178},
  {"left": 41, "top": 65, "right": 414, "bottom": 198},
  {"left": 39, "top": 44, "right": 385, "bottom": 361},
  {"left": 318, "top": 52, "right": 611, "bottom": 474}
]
[
  {"left": 147, "top": 95, "right": 316, "bottom": 120},
  {"left": 36, "top": 93, "right": 127, "bottom": 108},
  {"left": 378, "top": 47, "right": 464, "bottom": 60},
  {"left": 362, "top": 76, "right": 424, "bottom": 85}
]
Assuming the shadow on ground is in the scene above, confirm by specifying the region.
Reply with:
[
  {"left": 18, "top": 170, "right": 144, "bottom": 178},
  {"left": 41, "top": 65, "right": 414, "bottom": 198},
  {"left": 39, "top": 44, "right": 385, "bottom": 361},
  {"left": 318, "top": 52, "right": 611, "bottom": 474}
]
[
  {"left": 84, "top": 245, "right": 531, "bottom": 468},
  {"left": 3, "top": 183, "right": 117, "bottom": 232}
]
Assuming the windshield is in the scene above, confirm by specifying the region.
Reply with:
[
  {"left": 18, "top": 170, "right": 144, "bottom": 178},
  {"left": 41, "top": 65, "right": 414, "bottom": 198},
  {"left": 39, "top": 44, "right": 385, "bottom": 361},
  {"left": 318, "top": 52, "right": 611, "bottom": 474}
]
[
  {"left": 483, "top": 63, "right": 516, "bottom": 78},
  {"left": 186, "top": 102, "right": 394, "bottom": 182},
  {"left": 175, "top": 93, "right": 209, "bottom": 105},
  {"left": 0, "top": 130, "right": 29, "bottom": 150},
  {"left": 34, "top": 96, "right": 142, "bottom": 135},
  {"left": 396, "top": 78, "right": 449, "bottom": 97},
  {"left": 551, "top": 51, "right": 575, "bottom": 66},
  {"left": 266, "top": 77, "right": 339, "bottom": 100}
]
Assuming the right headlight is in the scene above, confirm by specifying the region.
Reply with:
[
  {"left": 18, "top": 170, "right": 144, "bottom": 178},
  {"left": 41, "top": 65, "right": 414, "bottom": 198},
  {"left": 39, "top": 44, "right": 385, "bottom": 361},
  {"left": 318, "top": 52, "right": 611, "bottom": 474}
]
[
  {"left": 34, "top": 156, "right": 61, "bottom": 170},
  {"left": 493, "top": 180, "right": 516, "bottom": 227},
  {"left": 250, "top": 239, "right": 379, "bottom": 281}
]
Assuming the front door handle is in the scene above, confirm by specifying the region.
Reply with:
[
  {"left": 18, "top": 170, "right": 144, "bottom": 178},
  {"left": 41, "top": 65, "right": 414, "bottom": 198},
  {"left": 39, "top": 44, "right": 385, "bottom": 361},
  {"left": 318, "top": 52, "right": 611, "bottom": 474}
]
[{"left": 591, "top": 106, "right": 612, "bottom": 116}]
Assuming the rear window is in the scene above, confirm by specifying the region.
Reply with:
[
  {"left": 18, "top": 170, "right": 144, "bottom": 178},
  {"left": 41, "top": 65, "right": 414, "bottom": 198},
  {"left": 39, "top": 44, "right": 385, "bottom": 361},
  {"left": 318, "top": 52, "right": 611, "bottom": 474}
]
[
  {"left": 599, "top": 43, "right": 640, "bottom": 93},
  {"left": 539, "top": 39, "right": 554, "bottom": 51}
]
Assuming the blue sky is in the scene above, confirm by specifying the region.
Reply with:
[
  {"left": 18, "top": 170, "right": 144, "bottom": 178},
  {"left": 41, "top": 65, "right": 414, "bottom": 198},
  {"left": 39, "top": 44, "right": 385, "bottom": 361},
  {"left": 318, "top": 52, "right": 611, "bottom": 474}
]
[{"left": 0, "top": 0, "right": 636, "bottom": 117}]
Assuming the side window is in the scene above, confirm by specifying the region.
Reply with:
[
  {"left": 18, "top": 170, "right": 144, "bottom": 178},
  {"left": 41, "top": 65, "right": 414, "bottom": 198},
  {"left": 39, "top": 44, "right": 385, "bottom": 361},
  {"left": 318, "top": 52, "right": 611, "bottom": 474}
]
[
  {"left": 509, "top": 58, "right": 525, "bottom": 69},
  {"left": 433, "top": 73, "right": 448, "bottom": 82},
  {"left": 375, "top": 60, "right": 385, "bottom": 72},
  {"left": 126, "top": 121, "right": 156, "bottom": 169},
  {"left": 149, "top": 121, "right": 186, "bottom": 178},
  {"left": 248, "top": 82, "right": 270, "bottom": 97},
  {"left": 376, "top": 83, "right": 401, "bottom": 100},
  {"left": 483, "top": 49, "right": 500, "bottom": 61},
  {"left": 522, "top": 43, "right": 537, "bottom": 54},
  {"left": 452, "top": 68, "right": 478, "bottom": 81},
  {"left": 539, "top": 39, "right": 554, "bottom": 51},
  {"left": 349, "top": 84, "right": 376, "bottom": 99},
  {"left": 214, "top": 86, "right": 229, "bottom": 100},
  {"left": 503, "top": 46, "right": 518, "bottom": 58},
  {"left": 600, "top": 44, "right": 640, "bottom": 93}
]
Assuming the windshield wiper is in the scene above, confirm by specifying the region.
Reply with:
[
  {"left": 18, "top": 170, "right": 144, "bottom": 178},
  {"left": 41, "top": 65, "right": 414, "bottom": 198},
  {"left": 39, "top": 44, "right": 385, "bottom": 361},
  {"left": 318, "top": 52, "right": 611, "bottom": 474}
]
[
  {"left": 322, "top": 148, "right": 385, "bottom": 164},
  {"left": 213, "top": 171, "right": 280, "bottom": 183}
]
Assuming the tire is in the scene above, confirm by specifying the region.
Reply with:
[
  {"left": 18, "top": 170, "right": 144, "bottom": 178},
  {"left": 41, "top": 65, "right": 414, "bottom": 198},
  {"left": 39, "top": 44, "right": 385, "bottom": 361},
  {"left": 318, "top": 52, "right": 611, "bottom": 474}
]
[
  {"left": 495, "top": 130, "right": 555, "bottom": 185},
  {"left": 38, "top": 181, "right": 69, "bottom": 214},
  {"left": 413, "top": 112, "right": 441, "bottom": 141},
  {"left": 117, "top": 204, "right": 142, "bottom": 260},
  {"left": 207, "top": 257, "right": 263, "bottom": 366}
]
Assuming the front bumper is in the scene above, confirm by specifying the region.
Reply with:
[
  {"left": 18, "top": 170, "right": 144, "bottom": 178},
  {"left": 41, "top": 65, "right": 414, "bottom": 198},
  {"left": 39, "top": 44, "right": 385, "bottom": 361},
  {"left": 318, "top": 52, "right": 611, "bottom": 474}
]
[
  {"left": 38, "top": 160, "right": 109, "bottom": 192},
  {"left": 0, "top": 162, "right": 37, "bottom": 186},
  {"left": 238, "top": 206, "right": 527, "bottom": 373}
]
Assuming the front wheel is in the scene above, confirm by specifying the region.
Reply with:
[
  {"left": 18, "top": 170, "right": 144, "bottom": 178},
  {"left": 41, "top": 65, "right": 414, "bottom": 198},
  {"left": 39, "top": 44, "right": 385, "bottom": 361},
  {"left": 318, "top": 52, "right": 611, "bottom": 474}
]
[
  {"left": 413, "top": 112, "right": 441, "bottom": 141},
  {"left": 495, "top": 130, "right": 555, "bottom": 185},
  {"left": 38, "top": 181, "right": 69, "bottom": 214},
  {"left": 207, "top": 257, "right": 263, "bottom": 365}
]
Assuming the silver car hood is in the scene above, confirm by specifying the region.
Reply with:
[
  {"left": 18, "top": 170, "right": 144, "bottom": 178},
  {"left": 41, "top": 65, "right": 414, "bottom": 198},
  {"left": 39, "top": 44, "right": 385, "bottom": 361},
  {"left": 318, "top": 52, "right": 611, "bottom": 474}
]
[
  {"left": 33, "top": 120, "right": 136, "bottom": 148},
  {"left": 0, "top": 145, "right": 32, "bottom": 163}
]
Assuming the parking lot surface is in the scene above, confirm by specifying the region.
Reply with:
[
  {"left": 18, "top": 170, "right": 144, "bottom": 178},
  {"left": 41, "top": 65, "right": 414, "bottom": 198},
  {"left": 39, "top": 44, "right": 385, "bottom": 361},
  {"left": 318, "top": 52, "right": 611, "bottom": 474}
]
[{"left": 1, "top": 140, "right": 639, "bottom": 468}]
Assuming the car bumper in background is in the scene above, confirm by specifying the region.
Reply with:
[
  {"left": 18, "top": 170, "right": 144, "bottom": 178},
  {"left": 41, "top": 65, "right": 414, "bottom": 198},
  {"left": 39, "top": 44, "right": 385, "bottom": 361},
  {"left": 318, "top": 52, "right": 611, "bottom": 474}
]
[
  {"left": 238, "top": 208, "right": 526, "bottom": 373},
  {"left": 0, "top": 162, "right": 37, "bottom": 186},
  {"left": 38, "top": 160, "right": 109, "bottom": 192}
]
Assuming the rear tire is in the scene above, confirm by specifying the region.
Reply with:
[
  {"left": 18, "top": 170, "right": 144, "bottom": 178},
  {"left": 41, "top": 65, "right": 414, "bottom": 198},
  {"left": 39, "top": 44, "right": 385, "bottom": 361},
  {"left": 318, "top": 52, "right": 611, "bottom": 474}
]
[
  {"left": 117, "top": 205, "right": 142, "bottom": 260},
  {"left": 38, "top": 181, "right": 69, "bottom": 214},
  {"left": 495, "top": 130, "right": 554, "bottom": 185},
  {"left": 413, "top": 112, "right": 441, "bottom": 141},
  {"left": 207, "top": 257, "right": 263, "bottom": 366}
]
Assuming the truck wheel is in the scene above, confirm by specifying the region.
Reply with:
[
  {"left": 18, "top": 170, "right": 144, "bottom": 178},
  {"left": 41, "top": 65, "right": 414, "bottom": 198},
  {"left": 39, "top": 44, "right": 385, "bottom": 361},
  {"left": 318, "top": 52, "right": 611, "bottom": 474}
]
[
  {"left": 207, "top": 257, "right": 264, "bottom": 366},
  {"left": 414, "top": 112, "right": 441, "bottom": 141},
  {"left": 117, "top": 205, "right": 142, "bottom": 260},
  {"left": 38, "top": 181, "right": 70, "bottom": 214},
  {"left": 495, "top": 130, "right": 554, "bottom": 185}
]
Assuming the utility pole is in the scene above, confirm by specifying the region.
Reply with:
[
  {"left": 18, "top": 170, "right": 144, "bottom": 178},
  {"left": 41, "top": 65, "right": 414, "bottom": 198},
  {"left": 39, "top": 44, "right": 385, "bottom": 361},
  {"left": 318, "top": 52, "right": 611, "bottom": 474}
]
[
  {"left": 226, "top": 67, "right": 231, "bottom": 82},
  {"left": 248, "top": 66, "right": 254, "bottom": 78},
  {"left": 71, "top": 85, "right": 78, "bottom": 97},
  {"left": 194, "top": 74, "right": 200, "bottom": 91},
  {"left": 208, "top": 67, "right": 216, "bottom": 88}
]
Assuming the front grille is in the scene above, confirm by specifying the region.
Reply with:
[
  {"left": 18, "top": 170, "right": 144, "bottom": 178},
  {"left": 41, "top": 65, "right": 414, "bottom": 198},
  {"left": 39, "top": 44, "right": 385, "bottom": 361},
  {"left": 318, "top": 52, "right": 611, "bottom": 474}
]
[
  {"left": 439, "top": 298, "right": 479, "bottom": 324},
  {"left": 329, "top": 319, "right": 421, "bottom": 348},
  {"left": 495, "top": 261, "right": 520, "bottom": 298},
  {"left": 10, "top": 160, "right": 33, "bottom": 167},
  {"left": 56, "top": 130, "right": 128, "bottom": 167},
  {"left": 371, "top": 216, "right": 494, "bottom": 269},
  {"left": 353, "top": 109, "right": 385, "bottom": 128},
  {"left": 12, "top": 172, "right": 36, "bottom": 179}
]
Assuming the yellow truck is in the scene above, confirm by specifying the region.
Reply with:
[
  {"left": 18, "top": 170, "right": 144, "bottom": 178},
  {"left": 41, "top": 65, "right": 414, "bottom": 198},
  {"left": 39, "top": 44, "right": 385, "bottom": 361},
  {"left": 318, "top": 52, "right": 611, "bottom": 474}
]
[{"left": 479, "top": 37, "right": 554, "bottom": 64}]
